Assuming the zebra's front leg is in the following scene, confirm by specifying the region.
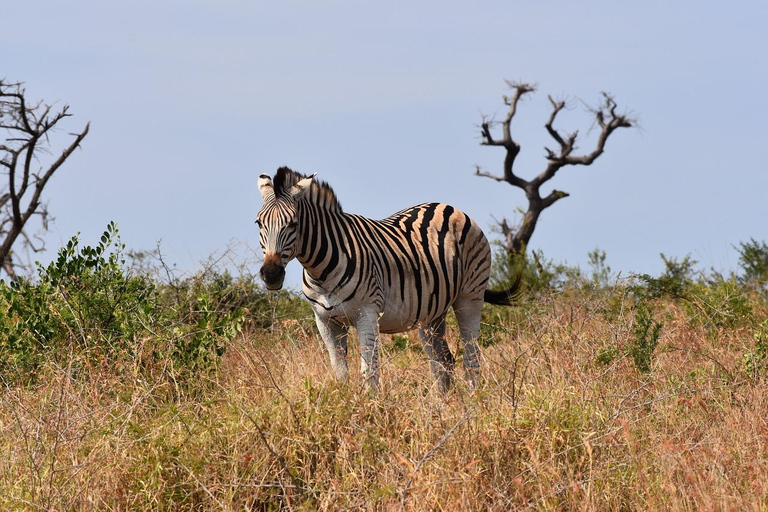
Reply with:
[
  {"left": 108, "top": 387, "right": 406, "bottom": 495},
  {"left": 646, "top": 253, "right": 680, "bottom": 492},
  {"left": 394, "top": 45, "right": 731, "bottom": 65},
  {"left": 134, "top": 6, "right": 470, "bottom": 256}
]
[
  {"left": 355, "top": 308, "right": 382, "bottom": 393},
  {"left": 315, "top": 315, "right": 349, "bottom": 383}
]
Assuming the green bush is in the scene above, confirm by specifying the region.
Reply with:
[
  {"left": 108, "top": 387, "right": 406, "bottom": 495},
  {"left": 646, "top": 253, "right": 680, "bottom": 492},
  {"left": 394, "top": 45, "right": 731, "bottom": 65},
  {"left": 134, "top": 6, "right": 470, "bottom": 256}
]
[
  {"left": 0, "top": 222, "right": 154, "bottom": 379},
  {"left": 157, "top": 270, "right": 260, "bottom": 371},
  {"left": 595, "top": 344, "right": 621, "bottom": 367},
  {"left": 743, "top": 320, "right": 768, "bottom": 381},
  {"left": 628, "top": 301, "right": 663, "bottom": 373},
  {"left": 631, "top": 253, "right": 754, "bottom": 331},
  {"left": 489, "top": 245, "right": 582, "bottom": 295},
  {"left": 594, "top": 300, "right": 663, "bottom": 373},
  {"left": 41, "top": 221, "right": 155, "bottom": 348},
  {"left": 736, "top": 238, "right": 768, "bottom": 292},
  {"left": 0, "top": 278, "right": 56, "bottom": 377},
  {"left": 633, "top": 253, "right": 697, "bottom": 300},
  {"left": 683, "top": 277, "right": 753, "bottom": 330},
  {"left": 0, "top": 223, "right": 298, "bottom": 384},
  {"left": 587, "top": 247, "right": 613, "bottom": 289}
]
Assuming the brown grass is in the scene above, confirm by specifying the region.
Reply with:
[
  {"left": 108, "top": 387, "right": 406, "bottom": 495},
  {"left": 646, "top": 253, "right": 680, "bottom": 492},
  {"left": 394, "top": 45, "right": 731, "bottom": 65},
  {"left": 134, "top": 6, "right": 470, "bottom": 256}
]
[{"left": 2, "top": 291, "right": 768, "bottom": 511}]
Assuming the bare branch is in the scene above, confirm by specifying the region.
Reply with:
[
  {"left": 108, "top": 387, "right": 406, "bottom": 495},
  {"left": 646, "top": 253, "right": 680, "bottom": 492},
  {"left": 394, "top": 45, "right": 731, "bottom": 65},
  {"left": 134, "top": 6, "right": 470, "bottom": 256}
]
[
  {"left": 481, "top": 81, "right": 536, "bottom": 148},
  {"left": 478, "top": 81, "right": 538, "bottom": 188},
  {"left": 0, "top": 80, "right": 90, "bottom": 279},
  {"left": 20, "top": 229, "right": 45, "bottom": 253},
  {"left": 558, "top": 95, "right": 634, "bottom": 167},
  {"left": 498, "top": 81, "right": 536, "bottom": 143},
  {"left": 19, "top": 123, "right": 89, "bottom": 228},
  {"left": 476, "top": 81, "right": 634, "bottom": 257},
  {"left": 541, "top": 189, "right": 570, "bottom": 209},
  {"left": 478, "top": 114, "right": 499, "bottom": 146},
  {"left": 545, "top": 95, "right": 568, "bottom": 147},
  {"left": 492, "top": 215, "right": 518, "bottom": 253},
  {"left": 533, "top": 92, "right": 634, "bottom": 188},
  {"left": 474, "top": 165, "right": 506, "bottom": 183}
]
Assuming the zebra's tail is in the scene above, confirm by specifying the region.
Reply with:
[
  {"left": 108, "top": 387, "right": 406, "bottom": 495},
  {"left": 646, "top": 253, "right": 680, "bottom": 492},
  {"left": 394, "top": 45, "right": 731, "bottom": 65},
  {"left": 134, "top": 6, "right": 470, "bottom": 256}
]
[{"left": 483, "top": 271, "right": 523, "bottom": 306}]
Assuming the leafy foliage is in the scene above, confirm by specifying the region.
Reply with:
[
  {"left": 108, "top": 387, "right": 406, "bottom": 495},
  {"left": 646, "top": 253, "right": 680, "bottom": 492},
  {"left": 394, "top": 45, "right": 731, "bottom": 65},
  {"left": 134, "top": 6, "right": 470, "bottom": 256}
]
[
  {"left": 744, "top": 320, "right": 768, "bottom": 381},
  {"left": 587, "top": 247, "right": 613, "bottom": 288},
  {"left": 628, "top": 301, "right": 663, "bottom": 373},
  {"left": 682, "top": 277, "right": 752, "bottom": 330},
  {"left": 489, "top": 244, "right": 582, "bottom": 295},
  {"left": 736, "top": 238, "right": 768, "bottom": 291},
  {"left": 0, "top": 222, "right": 154, "bottom": 379},
  {"left": 634, "top": 253, "right": 698, "bottom": 300},
  {"left": 0, "top": 223, "right": 304, "bottom": 384},
  {"left": 595, "top": 344, "right": 621, "bottom": 367}
]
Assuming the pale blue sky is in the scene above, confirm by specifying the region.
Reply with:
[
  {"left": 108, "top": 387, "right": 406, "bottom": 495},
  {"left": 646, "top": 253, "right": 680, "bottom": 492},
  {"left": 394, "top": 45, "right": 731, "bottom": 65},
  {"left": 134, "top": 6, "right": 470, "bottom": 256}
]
[{"left": 3, "top": 1, "right": 767, "bottom": 287}]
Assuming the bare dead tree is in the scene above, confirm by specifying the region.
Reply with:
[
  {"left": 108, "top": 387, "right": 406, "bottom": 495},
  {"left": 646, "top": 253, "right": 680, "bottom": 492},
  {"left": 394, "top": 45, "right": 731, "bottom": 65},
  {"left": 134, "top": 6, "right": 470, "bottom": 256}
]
[
  {"left": 0, "top": 80, "right": 89, "bottom": 280},
  {"left": 476, "top": 80, "right": 634, "bottom": 257}
]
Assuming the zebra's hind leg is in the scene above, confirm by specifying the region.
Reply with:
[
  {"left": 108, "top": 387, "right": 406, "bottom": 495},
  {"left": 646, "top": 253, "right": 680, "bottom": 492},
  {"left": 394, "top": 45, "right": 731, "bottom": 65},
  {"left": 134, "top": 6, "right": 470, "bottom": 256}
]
[
  {"left": 418, "top": 315, "right": 455, "bottom": 393},
  {"left": 355, "top": 308, "right": 382, "bottom": 394},
  {"left": 453, "top": 298, "right": 484, "bottom": 390},
  {"left": 315, "top": 315, "right": 349, "bottom": 383}
]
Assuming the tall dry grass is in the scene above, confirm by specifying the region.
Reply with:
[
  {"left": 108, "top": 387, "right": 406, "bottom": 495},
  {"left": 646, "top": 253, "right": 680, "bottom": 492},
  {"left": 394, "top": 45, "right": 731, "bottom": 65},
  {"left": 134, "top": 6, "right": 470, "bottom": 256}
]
[{"left": 2, "top": 289, "right": 767, "bottom": 510}]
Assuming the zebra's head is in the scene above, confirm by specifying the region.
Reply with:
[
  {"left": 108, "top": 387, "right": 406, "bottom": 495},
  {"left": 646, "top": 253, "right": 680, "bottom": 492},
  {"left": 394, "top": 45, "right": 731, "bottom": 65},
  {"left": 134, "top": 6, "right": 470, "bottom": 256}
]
[{"left": 256, "top": 172, "right": 314, "bottom": 290}]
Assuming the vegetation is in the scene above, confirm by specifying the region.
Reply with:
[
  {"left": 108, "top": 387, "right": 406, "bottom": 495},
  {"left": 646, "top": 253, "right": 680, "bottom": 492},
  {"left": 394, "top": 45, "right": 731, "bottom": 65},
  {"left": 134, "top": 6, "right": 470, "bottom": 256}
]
[
  {"left": 1, "top": 227, "right": 767, "bottom": 510},
  {"left": 0, "top": 80, "right": 89, "bottom": 279}
]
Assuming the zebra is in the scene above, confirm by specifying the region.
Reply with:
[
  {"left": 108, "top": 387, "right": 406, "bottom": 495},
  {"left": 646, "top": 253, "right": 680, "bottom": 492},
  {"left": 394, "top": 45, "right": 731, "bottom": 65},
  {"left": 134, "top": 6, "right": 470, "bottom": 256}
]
[{"left": 256, "top": 167, "right": 519, "bottom": 393}]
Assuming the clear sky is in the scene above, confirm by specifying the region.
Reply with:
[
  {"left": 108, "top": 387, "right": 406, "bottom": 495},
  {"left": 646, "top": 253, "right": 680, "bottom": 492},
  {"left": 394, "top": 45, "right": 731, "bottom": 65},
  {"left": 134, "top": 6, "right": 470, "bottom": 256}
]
[{"left": 3, "top": 1, "right": 767, "bottom": 288}]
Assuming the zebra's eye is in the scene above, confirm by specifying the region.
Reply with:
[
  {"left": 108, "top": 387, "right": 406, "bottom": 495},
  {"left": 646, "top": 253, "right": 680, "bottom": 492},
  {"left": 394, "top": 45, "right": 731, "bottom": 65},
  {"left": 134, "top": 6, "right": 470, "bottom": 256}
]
[{"left": 255, "top": 219, "right": 262, "bottom": 228}]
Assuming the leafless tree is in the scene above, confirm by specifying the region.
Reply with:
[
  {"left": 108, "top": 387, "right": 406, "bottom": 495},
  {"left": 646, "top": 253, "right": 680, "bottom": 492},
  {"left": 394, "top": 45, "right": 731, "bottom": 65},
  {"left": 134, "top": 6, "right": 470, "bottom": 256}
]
[
  {"left": 0, "top": 80, "right": 89, "bottom": 280},
  {"left": 476, "top": 81, "right": 634, "bottom": 257}
]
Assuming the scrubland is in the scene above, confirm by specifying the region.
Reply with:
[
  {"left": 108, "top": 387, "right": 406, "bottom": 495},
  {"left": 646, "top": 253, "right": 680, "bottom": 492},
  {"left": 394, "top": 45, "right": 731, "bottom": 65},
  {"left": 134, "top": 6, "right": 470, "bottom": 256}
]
[{"left": 1, "top": 230, "right": 767, "bottom": 510}]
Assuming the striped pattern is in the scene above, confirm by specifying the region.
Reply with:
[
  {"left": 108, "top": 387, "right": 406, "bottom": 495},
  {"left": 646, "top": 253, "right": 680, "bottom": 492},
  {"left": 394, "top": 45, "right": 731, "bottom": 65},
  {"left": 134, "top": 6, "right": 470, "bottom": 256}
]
[{"left": 257, "top": 167, "right": 517, "bottom": 392}]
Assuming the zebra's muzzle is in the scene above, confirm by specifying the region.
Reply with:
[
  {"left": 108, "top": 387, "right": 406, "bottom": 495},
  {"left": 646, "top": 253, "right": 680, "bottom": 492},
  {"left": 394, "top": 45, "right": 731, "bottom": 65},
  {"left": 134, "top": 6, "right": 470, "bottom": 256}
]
[{"left": 260, "top": 260, "right": 286, "bottom": 290}]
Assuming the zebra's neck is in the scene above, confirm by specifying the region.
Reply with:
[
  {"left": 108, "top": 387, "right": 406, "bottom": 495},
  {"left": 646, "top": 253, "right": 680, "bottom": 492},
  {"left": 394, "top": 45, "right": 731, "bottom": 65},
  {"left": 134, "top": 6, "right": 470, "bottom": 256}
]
[{"left": 295, "top": 202, "right": 350, "bottom": 285}]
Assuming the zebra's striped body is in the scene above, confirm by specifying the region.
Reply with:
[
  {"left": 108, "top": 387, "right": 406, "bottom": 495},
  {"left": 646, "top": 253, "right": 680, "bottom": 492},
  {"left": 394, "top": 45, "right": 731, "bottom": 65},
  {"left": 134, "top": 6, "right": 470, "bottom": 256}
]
[{"left": 257, "top": 167, "right": 517, "bottom": 392}]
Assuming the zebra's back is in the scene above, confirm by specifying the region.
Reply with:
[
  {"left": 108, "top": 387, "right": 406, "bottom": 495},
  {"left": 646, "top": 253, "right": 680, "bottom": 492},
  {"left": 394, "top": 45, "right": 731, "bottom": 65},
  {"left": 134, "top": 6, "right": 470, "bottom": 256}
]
[{"left": 331, "top": 202, "right": 492, "bottom": 333}]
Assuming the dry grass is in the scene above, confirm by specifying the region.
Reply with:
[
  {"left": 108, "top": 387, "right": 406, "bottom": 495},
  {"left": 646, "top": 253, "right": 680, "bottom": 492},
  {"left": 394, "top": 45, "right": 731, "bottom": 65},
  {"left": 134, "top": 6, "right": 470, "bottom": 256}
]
[{"left": 2, "top": 291, "right": 768, "bottom": 511}]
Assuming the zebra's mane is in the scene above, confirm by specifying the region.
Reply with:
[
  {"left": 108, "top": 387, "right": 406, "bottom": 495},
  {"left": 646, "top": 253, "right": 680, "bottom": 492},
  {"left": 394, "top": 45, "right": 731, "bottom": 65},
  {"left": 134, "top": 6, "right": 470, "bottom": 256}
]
[{"left": 273, "top": 166, "right": 343, "bottom": 212}]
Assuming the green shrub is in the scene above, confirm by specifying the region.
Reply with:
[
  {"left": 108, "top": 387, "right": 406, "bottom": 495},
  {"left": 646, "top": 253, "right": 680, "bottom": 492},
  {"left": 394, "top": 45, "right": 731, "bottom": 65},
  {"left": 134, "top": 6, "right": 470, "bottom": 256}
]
[
  {"left": 489, "top": 245, "right": 582, "bottom": 295},
  {"left": 159, "top": 270, "right": 253, "bottom": 371},
  {"left": 0, "top": 222, "right": 155, "bottom": 379},
  {"left": 587, "top": 247, "right": 613, "bottom": 289},
  {"left": 628, "top": 301, "right": 663, "bottom": 373},
  {"left": 0, "top": 223, "right": 294, "bottom": 384},
  {"left": 736, "top": 238, "right": 768, "bottom": 292},
  {"left": 595, "top": 345, "right": 621, "bottom": 367},
  {"left": 633, "top": 253, "right": 697, "bottom": 300},
  {"left": 0, "top": 278, "right": 56, "bottom": 377},
  {"left": 41, "top": 221, "right": 155, "bottom": 348},
  {"left": 682, "top": 277, "right": 752, "bottom": 330},
  {"left": 593, "top": 300, "right": 663, "bottom": 373},
  {"left": 743, "top": 320, "right": 768, "bottom": 381}
]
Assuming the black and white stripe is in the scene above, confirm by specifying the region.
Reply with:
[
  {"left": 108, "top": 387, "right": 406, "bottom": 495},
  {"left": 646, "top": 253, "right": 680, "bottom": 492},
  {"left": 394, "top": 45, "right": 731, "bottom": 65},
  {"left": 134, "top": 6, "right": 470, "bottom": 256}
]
[{"left": 257, "top": 167, "right": 518, "bottom": 392}]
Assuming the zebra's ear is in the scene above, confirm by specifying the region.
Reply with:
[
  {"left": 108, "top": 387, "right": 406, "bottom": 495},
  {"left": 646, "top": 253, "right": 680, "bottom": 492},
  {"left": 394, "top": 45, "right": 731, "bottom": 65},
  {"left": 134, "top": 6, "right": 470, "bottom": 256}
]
[
  {"left": 290, "top": 173, "right": 316, "bottom": 200},
  {"left": 258, "top": 174, "right": 275, "bottom": 201}
]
